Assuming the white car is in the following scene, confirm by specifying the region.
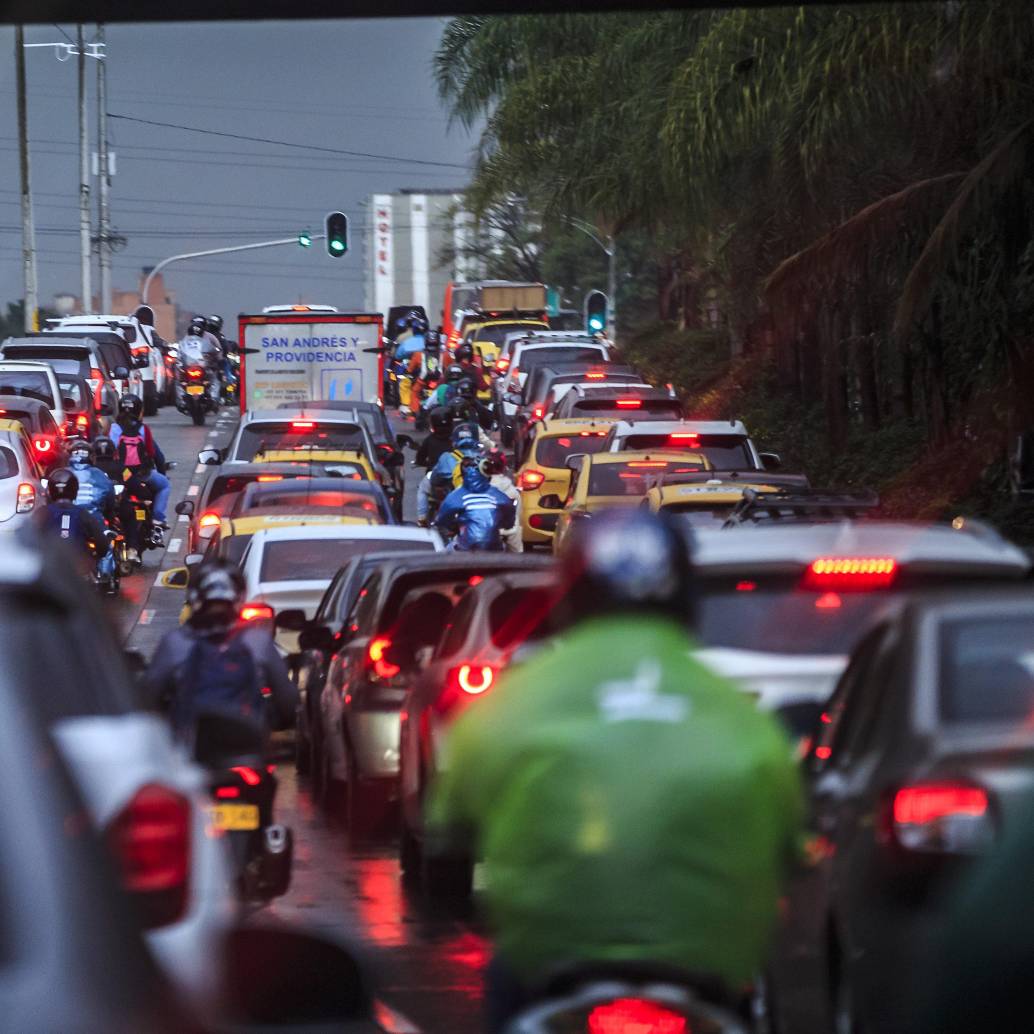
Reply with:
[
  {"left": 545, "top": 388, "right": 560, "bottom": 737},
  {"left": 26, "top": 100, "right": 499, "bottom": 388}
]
[
  {"left": 603, "top": 418, "right": 781, "bottom": 473},
  {"left": 0, "top": 359, "right": 67, "bottom": 427},
  {"left": 690, "top": 520, "right": 1031, "bottom": 713},
  {"left": 0, "top": 418, "right": 45, "bottom": 535}
]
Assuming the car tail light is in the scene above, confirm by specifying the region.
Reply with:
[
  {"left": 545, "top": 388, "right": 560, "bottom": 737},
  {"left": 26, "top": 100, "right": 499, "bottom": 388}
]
[
  {"left": 107, "top": 784, "right": 190, "bottom": 929},
  {"left": 495, "top": 357, "right": 510, "bottom": 373},
  {"left": 198, "top": 511, "right": 221, "bottom": 530},
  {"left": 215, "top": 786, "right": 240, "bottom": 799},
  {"left": 588, "top": 997, "right": 688, "bottom": 1034},
  {"left": 519, "top": 469, "right": 546, "bottom": 490},
  {"left": 452, "top": 663, "right": 495, "bottom": 696},
  {"left": 627, "top": 461, "right": 668, "bottom": 468},
  {"left": 510, "top": 366, "right": 519, "bottom": 378},
  {"left": 240, "top": 602, "right": 274, "bottom": 622},
  {"left": 805, "top": 557, "right": 897, "bottom": 589},
  {"left": 75, "top": 413, "right": 89, "bottom": 431},
  {"left": 890, "top": 781, "right": 993, "bottom": 853},
  {"left": 585, "top": 371, "right": 606, "bottom": 380},
  {"left": 291, "top": 420, "right": 315, "bottom": 430},
  {"left": 186, "top": 367, "right": 203, "bottom": 379},
  {"left": 33, "top": 436, "right": 53, "bottom": 455},
  {"left": 532, "top": 405, "right": 545, "bottom": 420},
  {"left": 256, "top": 475, "right": 283, "bottom": 482},
  {"left": 669, "top": 432, "right": 699, "bottom": 442},
  {"left": 368, "top": 635, "right": 400, "bottom": 679},
  {"left": 231, "top": 765, "right": 262, "bottom": 787},
  {"left": 615, "top": 398, "right": 642, "bottom": 409},
  {"left": 16, "top": 482, "right": 35, "bottom": 513}
]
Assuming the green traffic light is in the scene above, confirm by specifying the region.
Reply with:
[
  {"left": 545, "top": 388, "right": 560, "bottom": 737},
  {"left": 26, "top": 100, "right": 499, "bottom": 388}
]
[
  {"left": 298, "top": 232, "right": 312, "bottom": 248},
  {"left": 330, "top": 239, "right": 345, "bottom": 252}
]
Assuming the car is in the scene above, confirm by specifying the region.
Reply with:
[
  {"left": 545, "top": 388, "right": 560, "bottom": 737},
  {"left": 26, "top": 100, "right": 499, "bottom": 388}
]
[
  {"left": 0, "top": 418, "right": 45, "bottom": 534},
  {"left": 399, "top": 566, "right": 560, "bottom": 895},
  {"left": 0, "top": 359, "right": 67, "bottom": 428},
  {"left": 602, "top": 418, "right": 782, "bottom": 472},
  {"left": 0, "top": 396, "right": 67, "bottom": 472},
  {"left": 551, "top": 383, "right": 682, "bottom": 422},
  {"left": 768, "top": 586, "right": 1034, "bottom": 1034},
  {"left": 53, "top": 372, "right": 107, "bottom": 439},
  {"left": 458, "top": 314, "right": 550, "bottom": 378},
  {"left": 552, "top": 450, "right": 712, "bottom": 554},
  {"left": 494, "top": 329, "right": 601, "bottom": 384},
  {"left": 310, "top": 552, "right": 549, "bottom": 834},
  {"left": 41, "top": 325, "right": 142, "bottom": 398},
  {"left": 229, "top": 477, "right": 396, "bottom": 525},
  {"left": 262, "top": 303, "right": 339, "bottom": 314},
  {"left": 688, "top": 519, "right": 1031, "bottom": 714},
  {"left": 515, "top": 417, "right": 615, "bottom": 546},
  {"left": 642, "top": 475, "right": 783, "bottom": 526}
]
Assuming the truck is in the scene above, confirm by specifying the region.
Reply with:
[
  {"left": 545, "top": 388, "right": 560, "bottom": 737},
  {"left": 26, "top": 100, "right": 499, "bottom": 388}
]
[
  {"left": 442, "top": 281, "right": 548, "bottom": 348},
  {"left": 237, "top": 310, "right": 384, "bottom": 411}
]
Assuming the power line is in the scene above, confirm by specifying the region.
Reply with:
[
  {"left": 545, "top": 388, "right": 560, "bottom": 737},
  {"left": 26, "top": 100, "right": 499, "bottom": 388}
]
[{"left": 107, "top": 112, "right": 472, "bottom": 170}]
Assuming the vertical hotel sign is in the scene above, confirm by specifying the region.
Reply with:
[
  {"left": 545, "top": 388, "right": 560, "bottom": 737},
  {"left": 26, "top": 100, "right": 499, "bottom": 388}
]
[{"left": 372, "top": 194, "right": 393, "bottom": 317}]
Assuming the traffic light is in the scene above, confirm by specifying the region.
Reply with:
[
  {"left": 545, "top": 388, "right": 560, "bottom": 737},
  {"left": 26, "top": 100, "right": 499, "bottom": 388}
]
[
  {"left": 326, "top": 211, "right": 349, "bottom": 257},
  {"left": 585, "top": 290, "right": 608, "bottom": 334},
  {"left": 298, "top": 230, "right": 312, "bottom": 248}
]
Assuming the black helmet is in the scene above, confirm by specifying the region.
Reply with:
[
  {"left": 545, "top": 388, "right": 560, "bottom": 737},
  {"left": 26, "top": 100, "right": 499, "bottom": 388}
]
[
  {"left": 207, "top": 315, "right": 223, "bottom": 334},
  {"left": 407, "top": 312, "right": 427, "bottom": 333},
  {"left": 560, "top": 509, "right": 695, "bottom": 625},
  {"left": 425, "top": 330, "right": 440, "bottom": 350},
  {"left": 188, "top": 316, "right": 207, "bottom": 336},
  {"left": 425, "top": 368, "right": 441, "bottom": 385},
  {"left": 455, "top": 343, "right": 474, "bottom": 363},
  {"left": 93, "top": 435, "right": 117, "bottom": 462},
  {"left": 68, "top": 438, "right": 95, "bottom": 466},
  {"left": 429, "top": 406, "right": 454, "bottom": 435},
  {"left": 479, "top": 449, "right": 506, "bottom": 478},
  {"left": 134, "top": 304, "right": 155, "bottom": 327},
  {"left": 187, "top": 560, "right": 246, "bottom": 632},
  {"left": 455, "top": 379, "right": 475, "bottom": 400},
  {"left": 118, "top": 394, "right": 143, "bottom": 420},
  {"left": 46, "top": 467, "right": 79, "bottom": 503},
  {"left": 446, "top": 363, "right": 464, "bottom": 384}
]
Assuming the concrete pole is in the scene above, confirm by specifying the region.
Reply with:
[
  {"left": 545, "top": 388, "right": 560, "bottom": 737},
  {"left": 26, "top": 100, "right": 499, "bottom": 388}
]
[
  {"left": 77, "top": 25, "right": 92, "bottom": 313},
  {"left": 96, "top": 23, "right": 112, "bottom": 313},
  {"left": 607, "top": 235, "right": 617, "bottom": 342},
  {"left": 16, "top": 26, "right": 39, "bottom": 333}
]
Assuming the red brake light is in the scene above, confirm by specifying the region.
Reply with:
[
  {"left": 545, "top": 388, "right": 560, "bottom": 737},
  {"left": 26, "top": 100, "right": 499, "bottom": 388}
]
[
  {"left": 16, "top": 482, "right": 35, "bottom": 513},
  {"left": 468, "top": 575, "right": 484, "bottom": 586},
  {"left": 231, "top": 765, "right": 262, "bottom": 787},
  {"left": 510, "top": 366, "right": 519, "bottom": 377},
  {"left": 198, "top": 511, "right": 221, "bottom": 529},
  {"left": 669, "top": 432, "right": 698, "bottom": 441},
  {"left": 453, "top": 664, "right": 495, "bottom": 696},
  {"left": 585, "top": 371, "right": 606, "bottom": 380},
  {"left": 736, "top": 580, "right": 756, "bottom": 592},
  {"left": 75, "top": 414, "right": 89, "bottom": 429},
  {"left": 588, "top": 998, "right": 688, "bottom": 1034},
  {"left": 890, "top": 781, "right": 994, "bottom": 854},
  {"left": 893, "top": 784, "right": 988, "bottom": 827},
  {"left": 33, "top": 436, "right": 53, "bottom": 454},
  {"left": 519, "top": 469, "right": 546, "bottom": 490},
  {"left": 615, "top": 399, "right": 642, "bottom": 408},
  {"left": 240, "top": 602, "right": 274, "bottom": 622},
  {"left": 495, "top": 357, "right": 510, "bottom": 372},
  {"left": 626, "top": 461, "right": 668, "bottom": 468},
  {"left": 107, "top": 784, "right": 190, "bottom": 929},
  {"left": 256, "top": 475, "right": 284, "bottom": 482},
  {"left": 806, "top": 557, "right": 897, "bottom": 589},
  {"left": 532, "top": 405, "right": 545, "bottom": 420},
  {"left": 291, "top": 420, "right": 315, "bottom": 430},
  {"left": 186, "top": 367, "right": 203, "bottom": 379},
  {"left": 368, "top": 635, "right": 400, "bottom": 679},
  {"left": 215, "top": 786, "right": 240, "bottom": 799}
]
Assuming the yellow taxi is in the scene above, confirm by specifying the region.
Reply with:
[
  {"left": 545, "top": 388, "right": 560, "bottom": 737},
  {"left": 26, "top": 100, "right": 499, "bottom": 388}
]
[
  {"left": 459, "top": 316, "right": 550, "bottom": 399},
  {"left": 642, "top": 477, "right": 783, "bottom": 528},
  {"left": 515, "top": 417, "right": 614, "bottom": 546},
  {"left": 251, "top": 448, "right": 374, "bottom": 481},
  {"left": 552, "top": 451, "right": 712, "bottom": 555}
]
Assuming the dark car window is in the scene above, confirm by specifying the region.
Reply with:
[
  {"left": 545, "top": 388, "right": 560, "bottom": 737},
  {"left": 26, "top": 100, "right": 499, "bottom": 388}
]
[
  {"left": 0, "top": 404, "right": 40, "bottom": 432},
  {"left": 345, "top": 572, "right": 384, "bottom": 634},
  {"left": 45, "top": 332, "right": 129, "bottom": 372},
  {"left": 467, "top": 323, "right": 546, "bottom": 347},
  {"left": 240, "top": 488, "right": 385, "bottom": 521},
  {"left": 489, "top": 588, "right": 557, "bottom": 649},
  {"left": 437, "top": 591, "right": 479, "bottom": 660},
  {"left": 940, "top": 616, "right": 1034, "bottom": 724},
  {"left": 1, "top": 348, "right": 91, "bottom": 379},
  {"left": 259, "top": 538, "right": 433, "bottom": 582},
  {"left": 0, "top": 446, "right": 17, "bottom": 480},
  {"left": 0, "top": 372, "right": 53, "bottom": 406},
  {"left": 237, "top": 421, "right": 365, "bottom": 460},
  {"left": 518, "top": 347, "right": 606, "bottom": 373},
  {"left": 622, "top": 433, "right": 751, "bottom": 470},
  {"left": 205, "top": 472, "right": 307, "bottom": 507},
  {"left": 389, "top": 589, "right": 456, "bottom": 667},
  {"left": 571, "top": 399, "right": 682, "bottom": 419},
  {"left": 536, "top": 433, "right": 609, "bottom": 469},
  {"left": 588, "top": 460, "right": 702, "bottom": 496}
]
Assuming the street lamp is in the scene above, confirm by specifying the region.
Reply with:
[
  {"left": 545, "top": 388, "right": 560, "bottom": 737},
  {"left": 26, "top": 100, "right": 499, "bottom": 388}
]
[{"left": 566, "top": 217, "right": 616, "bottom": 340}]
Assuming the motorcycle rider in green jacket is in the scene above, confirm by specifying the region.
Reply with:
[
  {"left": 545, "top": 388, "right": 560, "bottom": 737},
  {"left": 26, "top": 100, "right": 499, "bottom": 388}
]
[{"left": 426, "top": 508, "right": 805, "bottom": 1031}]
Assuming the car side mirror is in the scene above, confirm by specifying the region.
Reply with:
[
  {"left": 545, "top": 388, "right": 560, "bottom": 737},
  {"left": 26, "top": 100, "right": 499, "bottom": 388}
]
[
  {"left": 113, "top": 365, "right": 129, "bottom": 380},
  {"left": 395, "top": 433, "right": 415, "bottom": 450},
  {"left": 565, "top": 453, "right": 587, "bottom": 471},
  {"left": 275, "top": 608, "right": 308, "bottom": 631},
  {"left": 198, "top": 447, "right": 222, "bottom": 466},
  {"left": 760, "top": 452, "right": 782, "bottom": 471},
  {"left": 157, "top": 566, "right": 190, "bottom": 589},
  {"left": 175, "top": 499, "right": 195, "bottom": 517},
  {"left": 61, "top": 396, "right": 76, "bottom": 410},
  {"left": 299, "top": 624, "right": 335, "bottom": 652}
]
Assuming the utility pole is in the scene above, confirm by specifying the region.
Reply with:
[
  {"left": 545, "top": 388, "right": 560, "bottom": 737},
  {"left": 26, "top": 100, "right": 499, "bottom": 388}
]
[
  {"left": 567, "top": 218, "right": 617, "bottom": 341},
  {"left": 15, "top": 26, "right": 38, "bottom": 334},
  {"left": 77, "top": 25, "right": 92, "bottom": 313},
  {"left": 96, "top": 23, "right": 111, "bottom": 313}
]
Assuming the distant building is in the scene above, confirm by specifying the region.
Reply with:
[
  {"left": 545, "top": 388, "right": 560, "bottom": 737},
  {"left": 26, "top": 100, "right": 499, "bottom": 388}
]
[
  {"left": 364, "top": 190, "right": 478, "bottom": 326},
  {"left": 55, "top": 269, "right": 180, "bottom": 342}
]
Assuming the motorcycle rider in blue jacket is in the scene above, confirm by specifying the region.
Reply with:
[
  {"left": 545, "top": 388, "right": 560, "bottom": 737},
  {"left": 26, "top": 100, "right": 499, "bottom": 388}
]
[
  {"left": 417, "top": 424, "right": 481, "bottom": 525},
  {"left": 435, "top": 456, "right": 516, "bottom": 552},
  {"left": 68, "top": 439, "right": 117, "bottom": 579}
]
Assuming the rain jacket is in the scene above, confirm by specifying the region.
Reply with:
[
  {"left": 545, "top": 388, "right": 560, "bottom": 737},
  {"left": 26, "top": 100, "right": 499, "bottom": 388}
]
[
  {"left": 435, "top": 465, "right": 515, "bottom": 552},
  {"left": 427, "top": 614, "right": 804, "bottom": 985},
  {"left": 395, "top": 332, "right": 425, "bottom": 360},
  {"left": 70, "top": 459, "right": 116, "bottom": 523}
]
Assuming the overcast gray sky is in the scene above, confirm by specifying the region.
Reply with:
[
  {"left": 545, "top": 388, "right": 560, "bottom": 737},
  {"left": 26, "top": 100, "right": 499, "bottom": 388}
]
[{"left": 0, "top": 19, "right": 477, "bottom": 321}]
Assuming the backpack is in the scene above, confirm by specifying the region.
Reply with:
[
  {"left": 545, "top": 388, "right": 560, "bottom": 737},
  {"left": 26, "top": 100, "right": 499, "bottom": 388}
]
[
  {"left": 118, "top": 422, "right": 151, "bottom": 471},
  {"left": 174, "top": 631, "right": 263, "bottom": 735}
]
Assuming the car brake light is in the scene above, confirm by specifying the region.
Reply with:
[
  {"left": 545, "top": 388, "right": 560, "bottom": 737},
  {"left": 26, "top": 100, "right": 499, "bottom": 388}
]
[
  {"left": 198, "top": 511, "right": 221, "bottom": 529},
  {"left": 256, "top": 475, "right": 284, "bottom": 482},
  {"left": 579, "top": 430, "right": 607, "bottom": 437},
  {"left": 510, "top": 367, "right": 519, "bottom": 377},
  {"left": 16, "top": 483, "right": 35, "bottom": 513},
  {"left": 615, "top": 398, "right": 642, "bottom": 408},
  {"left": 75, "top": 414, "right": 89, "bottom": 429},
  {"left": 107, "top": 783, "right": 190, "bottom": 929},
  {"left": 519, "top": 469, "right": 546, "bottom": 490},
  {"left": 495, "top": 358, "right": 510, "bottom": 372},
  {"left": 805, "top": 557, "right": 897, "bottom": 589},
  {"left": 231, "top": 765, "right": 262, "bottom": 786},
  {"left": 33, "top": 436, "right": 53, "bottom": 454},
  {"left": 215, "top": 786, "right": 240, "bottom": 799},
  {"left": 736, "top": 580, "right": 756, "bottom": 592},
  {"left": 368, "top": 635, "right": 400, "bottom": 679},
  {"left": 627, "top": 461, "right": 668, "bottom": 468},
  {"left": 240, "top": 602, "right": 274, "bottom": 622},
  {"left": 588, "top": 997, "right": 688, "bottom": 1034},
  {"left": 890, "top": 782, "right": 993, "bottom": 853},
  {"left": 669, "top": 432, "right": 698, "bottom": 441},
  {"left": 291, "top": 421, "right": 315, "bottom": 430},
  {"left": 532, "top": 405, "right": 545, "bottom": 420},
  {"left": 585, "top": 371, "right": 606, "bottom": 380},
  {"left": 454, "top": 664, "right": 495, "bottom": 695},
  {"left": 468, "top": 575, "right": 483, "bottom": 586}
]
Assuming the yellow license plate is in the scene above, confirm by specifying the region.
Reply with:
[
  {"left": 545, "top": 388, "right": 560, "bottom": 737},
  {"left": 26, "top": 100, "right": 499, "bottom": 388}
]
[
  {"left": 186, "top": 384, "right": 205, "bottom": 395},
  {"left": 207, "top": 803, "right": 260, "bottom": 831},
  {"left": 135, "top": 508, "right": 147, "bottom": 520}
]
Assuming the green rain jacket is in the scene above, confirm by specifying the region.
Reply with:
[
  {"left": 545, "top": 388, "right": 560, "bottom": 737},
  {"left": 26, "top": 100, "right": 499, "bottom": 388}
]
[{"left": 426, "top": 614, "right": 804, "bottom": 986}]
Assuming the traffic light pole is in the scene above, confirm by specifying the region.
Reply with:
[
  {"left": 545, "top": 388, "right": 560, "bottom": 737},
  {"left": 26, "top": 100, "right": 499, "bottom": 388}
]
[
  {"left": 567, "top": 218, "right": 616, "bottom": 340},
  {"left": 141, "top": 234, "right": 327, "bottom": 304}
]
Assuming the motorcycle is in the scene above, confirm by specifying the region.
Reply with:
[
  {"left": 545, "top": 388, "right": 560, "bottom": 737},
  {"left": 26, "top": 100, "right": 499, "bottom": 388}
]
[
  {"left": 176, "top": 363, "right": 218, "bottom": 426},
  {"left": 384, "top": 353, "right": 407, "bottom": 408},
  {"left": 193, "top": 711, "right": 293, "bottom": 902},
  {"left": 89, "top": 530, "right": 121, "bottom": 597},
  {"left": 222, "top": 350, "right": 240, "bottom": 406},
  {"left": 503, "top": 962, "right": 749, "bottom": 1034},
  {"left": 112, "top": 478, "right": 166, "bottom": 573}
]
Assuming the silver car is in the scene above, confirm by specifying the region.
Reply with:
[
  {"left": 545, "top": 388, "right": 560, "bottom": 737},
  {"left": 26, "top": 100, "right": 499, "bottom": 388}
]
[{"left": 0, "top": 418, "right": 45, "bottom": 536}]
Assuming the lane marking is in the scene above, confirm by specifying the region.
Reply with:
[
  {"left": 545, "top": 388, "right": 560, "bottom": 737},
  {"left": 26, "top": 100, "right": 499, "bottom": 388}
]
[
  {"left": 167, "top": 538, "right": 182, "bottom": 553},
  {"left": 138, "top": 609, "right": 155, "bottom": 625},
  {"left": 177, "top": 513, "right": 189, "bottom": 522},
  {"left": 207, "top": 431, "right": 219, "bottom": 438},
  {"left": 187, "top": 484, "right": 200, "bottom": 496},
  {"left": 195, "top": 463, "right": 206, "bottom": 474}
]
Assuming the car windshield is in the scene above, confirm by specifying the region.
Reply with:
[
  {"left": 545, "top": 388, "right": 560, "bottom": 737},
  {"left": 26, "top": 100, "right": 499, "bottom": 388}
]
[
  {"left": 589, "top": 460, "right": 704, "bottom": 496},
  {"left": 243, "top": 489, "right": 384, "bottom": 520},
  {"left": 237, "top": 422, "right": 366, "bottom": 460},
  {"left": 469, "top": 323, "right": 546, "bottom": 346},
  {"left": 259, "top": 538, "right": 434, "bottom": 582},
  {"left": 0, "top": 373, "right": 53, "bottom": 406},
  {"left": 940, "top": 617, "right": 1034, "bottom": 725},
  {"left": 536, "top": 433, "right": 609, "bottom": 469},
  {"left": 622, "top": 433, "right": 752, "bottom": 470},
  {"left": 206, "top": 472, "right": 308, "bottom": 506}
]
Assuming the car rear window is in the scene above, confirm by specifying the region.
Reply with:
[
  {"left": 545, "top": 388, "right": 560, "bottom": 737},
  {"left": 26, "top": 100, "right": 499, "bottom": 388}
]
[
  {"left": 260, "top": 538, "right": 434, "bottom": 582},
  {"left": 518, "top": 347, "right": 606, "bottom": 371},
  {"left": 468, "top": 323, "right": 546, "bottom": 346},
  {"left": 536, "top": 433, "right": 609, "bottom": 469},
  {"left": 0, "top": 406, "right": 38, "bottom": 431},
  {"left": 621, "top": 433, "right": 752, "bottom": 470},
  {"left": 489, "top": 587, "right": 557, "bottom": 649},
  {"left": 573, "top": 399, "right": 682, "bottom": 419},
  {"left": 661, "top": 503, "right": 737, "bottom": 526},
  {"left": 940, "top": 617, "right": 1034, "bottom": 724},
  {"left": 588, "top": 460, "right": 704, "bottom": 496},
  {"left": 0, "top": 372, "right": 53, "bottom": 407},
  {"left": 56, "top": 378, "right": 87, "bottom": 409},
  {"left": 0, "top": 447, "right": 17, "bottom": 480},
  {"left": 1, "top": 348, "right": 89, "bottom": 375},
  {"left": 207, "top": 472, "right": 309, "bottom": 505},
  {"left": 243, "top": 489, "right": 384, "bottom": 520},
  {"left": 237, "top": 421, "right": 365, "bottom": 460}
]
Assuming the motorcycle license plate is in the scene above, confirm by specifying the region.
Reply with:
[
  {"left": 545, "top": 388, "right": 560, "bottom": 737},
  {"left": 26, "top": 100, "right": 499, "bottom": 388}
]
[
  {"left": 207, "top": 803, "right": 260, "bottom": 831},
  {"left": 186, "top": 384, "right": 205, "bottom": 395},
  {"left": 135, "top": 508, "right": 147, "bottom": 520}
]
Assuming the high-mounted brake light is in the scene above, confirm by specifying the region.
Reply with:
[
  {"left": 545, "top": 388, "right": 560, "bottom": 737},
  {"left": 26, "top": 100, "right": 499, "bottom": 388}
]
[
  {"left": 890, "top": 781, "right": 993, "bottom": 853},
  {"left": 615, "top": 399, "right": 642, "bottom": 408},
  {"left": 240, "top": 602, "right": 274, "bottom": 622},
  {"left": 519, "top": 469, "right": 546, "bottom": 490},
  {"left": 256, "top": 475, "right": 284, "bottom": 482},
  {"left": 579, "top": 430, "right": 607, "bottom": 437},
  {"left": 215, "top": 786, "right": 239, "bottom": 799},
  {"left": 198, "top": 512, "right": 221, "bottom": 530},
  {"left": 585, "top": 371, "right": 606, "bottom": 380},
  {"left": 626, "top": 461, "right": 668, "bottom": 468},
  {"left": 453, "top": 664, "right": 495, "bottom": 696},
  {"left": 669, "top": 432, "right": 699, "bottom": 441},
  {"left": 16, "top": 483, "right": 35, "bottom": 513},
  {"left": 588, "top": 997, "right": 688, "bottom": 1034},
  {"left": 290, "top": 421, "right": 315, "bottom": 430},
  {"left": 806, "top": 557, "right": 897, "bottom": 589},
  {"left": 368, "top": 635, "right": 400, "bottom": 679},
  {"left": 231, "top": 766, "right": 262, "bottom": 787}
]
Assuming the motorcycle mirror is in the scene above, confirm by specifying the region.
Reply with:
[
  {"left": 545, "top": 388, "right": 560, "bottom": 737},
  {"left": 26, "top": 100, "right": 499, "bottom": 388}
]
[
  {"left": 174, "top": 500, "right": 195, "bottom": 517},
  {"left": 395, "top": 434, "right": 415, "bottom": 450},
  {"left": 275, "top": 608, "right": 307, "bottom": 632},
  {"left": 113, "top": 366, "right": 129, "bottom": 380}
]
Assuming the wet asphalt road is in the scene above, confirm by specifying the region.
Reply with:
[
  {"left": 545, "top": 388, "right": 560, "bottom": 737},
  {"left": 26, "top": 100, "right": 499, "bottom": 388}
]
[{"left": 113, "top": 404, "right": 488, "bottom": 1033}]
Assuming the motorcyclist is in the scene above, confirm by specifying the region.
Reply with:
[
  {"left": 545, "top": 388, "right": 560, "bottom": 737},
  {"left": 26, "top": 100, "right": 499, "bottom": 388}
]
[
  {"left": 416, "top": 424, "right": 481, "bottom": 527},
  {"left": 179, "top": 320, "right": 222, "bottom": 404},
  {"left": 450, "top": 379, "right": 494, "bottom": 432},
  {"left": 415, "top": 406, "right": 455, "bottom": 470},
  {"left": 41, "top": 467, "right": 111, "bottom": 565},
  {"left": 480, "top": 449, "right": 523, "bottom": 553},
  {"left": 395, "top": 313, "right": 427, "bottom": 416},
  {"left": 143, "top": 560, "right": 297, "bottom": 742},
  {"left": 422, "top": 363, "right": 465, "bottom": 413},
  {"left": 434, "top": 454, "right": 516, "bottom": 552},
  {"left": 426, "top": 509, "right": 804, "bottom": 1031},
  {"left": 93, "top": 434, "right": 143, "bottom": 562},
  {"left": 108, "top": 394, "right": 171, "bottom": 530},
  {"left": 453, "top": 342, "right": 491, "bottom": 395},
  {"left": 68, "top": 438, "right": 116, "bottom": 524}
]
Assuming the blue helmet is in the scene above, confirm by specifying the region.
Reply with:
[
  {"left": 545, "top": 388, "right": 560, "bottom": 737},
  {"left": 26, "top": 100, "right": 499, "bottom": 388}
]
[{"left": 451, "top": 424, "right": 478, "bottom": 450}]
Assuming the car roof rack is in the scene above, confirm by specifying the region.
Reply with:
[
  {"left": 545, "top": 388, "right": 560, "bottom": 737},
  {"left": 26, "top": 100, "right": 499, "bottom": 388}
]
[{"left": 723, "top": 487, "right": 880, "bottom": 527}]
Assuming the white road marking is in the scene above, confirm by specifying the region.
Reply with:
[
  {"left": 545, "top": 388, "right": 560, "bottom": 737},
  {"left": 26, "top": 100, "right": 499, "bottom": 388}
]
[
  {"left": 177, "top": 513, "right": 189, "bottom": 523},
  {"left": 167, "top": 538, "right": 182, "bottom": 553},
  {"left": 207, "top": 431, "right": 219, "bottom": 438},
  {"left": 138, "top": 609, "right": 155, "bottom": 625},
  {"left": 195, "top": 463, "right": 206, "bottom": 474},
  {"left": 187, "top": 484, "right": 200, "bottom": 496}
]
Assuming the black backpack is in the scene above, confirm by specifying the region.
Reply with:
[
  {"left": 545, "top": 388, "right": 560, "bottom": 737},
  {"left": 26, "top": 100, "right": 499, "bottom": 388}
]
[{"left": 174, "top": 631, "right": 263, "bottom": 736}]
